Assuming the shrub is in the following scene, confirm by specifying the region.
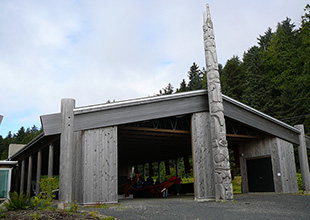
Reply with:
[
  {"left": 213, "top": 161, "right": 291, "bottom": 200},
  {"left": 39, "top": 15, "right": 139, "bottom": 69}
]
[
  {"left": 4, "top": 191, "right": 31, "bottom": 211},
  {"left": 297, "top": 173, "right": 303, "bottom": 191},
  {"left": 0, "top": 206, "right": 7, "bottom": 218},
  {"left": 31, "top": 176, "right": 59, "bottom": 210}
]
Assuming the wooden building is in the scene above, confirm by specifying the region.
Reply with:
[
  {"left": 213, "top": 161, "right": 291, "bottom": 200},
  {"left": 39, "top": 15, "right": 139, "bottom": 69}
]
[
  {"left": 6, "top": 5, "right": 310, "bottom": 204},
  {"left": 7, "top": 90, "right": 310, "bottom": 204}
]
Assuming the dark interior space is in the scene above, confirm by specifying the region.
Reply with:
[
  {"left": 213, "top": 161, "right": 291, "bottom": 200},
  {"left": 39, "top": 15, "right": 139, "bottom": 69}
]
[{"left": 246, "top": 157, "right": 275, "bottom": 192}]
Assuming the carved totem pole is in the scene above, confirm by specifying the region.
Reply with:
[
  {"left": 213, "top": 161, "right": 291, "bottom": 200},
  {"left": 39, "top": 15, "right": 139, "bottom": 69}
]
[
  {"left": 0, "top": 115, "right": 3, "bottom": 126},
  {"left": 203, "top": 5, "right": 233, "bottom": 201}
]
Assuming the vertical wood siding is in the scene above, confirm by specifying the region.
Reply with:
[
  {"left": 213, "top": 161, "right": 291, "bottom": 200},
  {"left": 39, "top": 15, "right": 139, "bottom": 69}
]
[
  {"left": 79, "top": 127, "right": 118, "bottom": 204},
  {"left": 191, "top": 112, "right": 215, "bottom": 201},
  {"left": 239, "top": 137, "right": 298, "bottom": 193}
]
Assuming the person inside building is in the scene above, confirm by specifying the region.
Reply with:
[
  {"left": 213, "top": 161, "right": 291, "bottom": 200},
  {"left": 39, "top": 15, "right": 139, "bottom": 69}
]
[{"left": 175, "top": 175, "right": 182, "bottom": 196}]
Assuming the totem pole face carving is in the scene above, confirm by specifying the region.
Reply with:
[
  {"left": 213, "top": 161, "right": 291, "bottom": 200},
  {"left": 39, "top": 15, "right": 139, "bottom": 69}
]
[{"left": 203, "top": 4, "right": 233, "bottom": 201}]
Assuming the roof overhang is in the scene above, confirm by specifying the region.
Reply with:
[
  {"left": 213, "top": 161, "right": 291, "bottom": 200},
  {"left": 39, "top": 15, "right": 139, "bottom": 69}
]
[{"left": 40, "top": 90, "right": 303, "bottom": 145}]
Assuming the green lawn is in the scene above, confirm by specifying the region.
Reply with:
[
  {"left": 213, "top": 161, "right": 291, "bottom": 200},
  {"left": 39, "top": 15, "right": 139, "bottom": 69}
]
[{"left": 232, "top": 176, "right": 242, "bottom": 193}]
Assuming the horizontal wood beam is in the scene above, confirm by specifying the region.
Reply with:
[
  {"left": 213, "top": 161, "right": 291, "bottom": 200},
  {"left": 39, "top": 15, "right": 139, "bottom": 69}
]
[
  {"left": 119, "top": 126, "right": 190, "bottom": 134},
  {"left": 41, "top": 93, "right": 208, "bottom": 135},
  {"left": 40, "top": 90, "right": 301, "bottom": 146},
  {"left": 226, "top": 134, "right": 262, "bottom": 139}
]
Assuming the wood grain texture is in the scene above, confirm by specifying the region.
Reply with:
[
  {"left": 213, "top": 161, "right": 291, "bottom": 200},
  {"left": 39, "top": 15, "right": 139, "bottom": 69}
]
[
  {"left": 59, "top": 99, "right": 75, "bottom": 203},
  {"left": 191, "top": 112, "right": 215, "bottom": 201},
  {"left": 295, "top": 125, "right": 310, "bottom": 192},
  {"left": 80, "top": 127, "right": 118, "bottom": 204}
]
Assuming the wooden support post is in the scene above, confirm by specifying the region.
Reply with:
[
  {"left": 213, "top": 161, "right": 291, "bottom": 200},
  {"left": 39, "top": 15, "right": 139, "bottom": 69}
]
[
  {"left": 192, "top": 112, "right": 215, "bottom": 201},
  {"left": 27, "top": 155, "right": 33, "bottom": 193},
  {"left": 36, "top": 149, "right": 42, "bottom": 196},
  {"left": 48, "top": 143, "right": 54, "bottom": 178},
  {"left": 59, "top": 98, "right": 75, "bottom": 203},
  {"left": 143, "top": 164, "right": 146, "bottom": 180},
  {"left": 14, "top": 166, "right": 20, "bottom": 193},
  {"left": 158, "top": 161, "right": 161, "bottom": 183},
  {"left": 175, "top": 158, "right": 179, "bottom": 177},
  {"left": 20, "top": 159, "right": 25, "bottom": 193},
  {"left": 295, "top": 124, "right": 310, "bottom": 193}
]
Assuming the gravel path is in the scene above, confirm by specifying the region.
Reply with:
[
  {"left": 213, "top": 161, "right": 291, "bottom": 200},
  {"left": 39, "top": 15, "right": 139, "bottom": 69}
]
[{"left": 93, "top": 193, "right": 310, "bottom": 220}]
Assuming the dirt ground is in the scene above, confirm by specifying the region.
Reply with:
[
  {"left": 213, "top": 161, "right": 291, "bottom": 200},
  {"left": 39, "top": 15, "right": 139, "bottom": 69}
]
[{"left": 1, "top": 208, "right": 116, "bottom": 219}]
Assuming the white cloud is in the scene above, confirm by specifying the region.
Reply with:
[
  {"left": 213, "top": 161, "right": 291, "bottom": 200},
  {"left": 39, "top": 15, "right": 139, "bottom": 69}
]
[{"left": 0, "top": 0, "right": 309, "bottom": 136}]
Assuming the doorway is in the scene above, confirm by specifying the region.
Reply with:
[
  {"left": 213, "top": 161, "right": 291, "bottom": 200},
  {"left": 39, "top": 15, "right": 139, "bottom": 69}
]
[{"left": 246, "top": 157, "right": 275, "bottom": 192}]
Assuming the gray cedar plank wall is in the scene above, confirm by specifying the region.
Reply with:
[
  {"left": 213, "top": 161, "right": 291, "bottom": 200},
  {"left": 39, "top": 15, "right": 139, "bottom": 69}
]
[
  {"left": 191, "top": 112, "right": 215, "bottom": 201},
  {"left": 239, "top": 137, "right": 298, "bottom": 194},
  {"left": 81, "top": 127, "right": 118, "bottom": 204},
  {"left": 239, "top": 138, "right": 271, "bottom": 193},
  {"left": 271, "top": 138, "right": 298, "bottom": 193},
  {"left": 73, "top": 131, "right": 84, "bottom": 203}
]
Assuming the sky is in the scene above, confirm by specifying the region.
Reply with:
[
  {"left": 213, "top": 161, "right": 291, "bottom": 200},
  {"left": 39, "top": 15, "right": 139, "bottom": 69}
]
[{"left": 0, "top": 0, "right": 309, "bottom": 137}]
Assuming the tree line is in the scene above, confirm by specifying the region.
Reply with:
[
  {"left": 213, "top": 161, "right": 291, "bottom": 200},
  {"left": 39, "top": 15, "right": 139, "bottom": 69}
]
[
  {"left": 160, "top": 4, "right": 310, "bottom": 135},
  {"left": 1, "top": 4, "right": 309, "bottom": 161},
  {"left": 0, "top": 126, "right": 41, "bottom": 159}
]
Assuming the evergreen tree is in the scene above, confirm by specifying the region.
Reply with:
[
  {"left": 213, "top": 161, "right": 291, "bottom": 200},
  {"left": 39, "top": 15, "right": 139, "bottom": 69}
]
[
  {"left": 176, "top": 79, "right": 188, "bottom": 93},
  {"left": 0, "top": 126, "right": 41, "bottom": 159},
  {"left": 159, "top": 83, "right": 174, "bottom": 95},
  {"left": 221, "top": 56, "right": 246, "bottom": 101},
  {"left": 187, "top": 63, "right": 203, "bottom": 91}
]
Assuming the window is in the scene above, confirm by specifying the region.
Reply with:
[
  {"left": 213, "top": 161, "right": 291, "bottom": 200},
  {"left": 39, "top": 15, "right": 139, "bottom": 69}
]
[{"left": 0, "top": 169, "right": 11, "bottom": 199}]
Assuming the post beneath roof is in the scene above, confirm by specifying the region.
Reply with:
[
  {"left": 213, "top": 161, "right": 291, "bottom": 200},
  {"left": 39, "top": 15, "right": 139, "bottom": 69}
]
[
  {"left": 203, "top": 4, "right": 233, "bottom": 201},
  {"left": 192, "top": 112, "right": 215, "bottom": 201},
  {"left": 20, "top": 159, "right": 25, "bottom": 193},
  {"left": 295, "top": 124, "right": 310, "bottom": 193},
  {"left": 36, "top": 150, "right": 42, "bottom": 196},
  {"left": 175, "top": 158, "right": 179, "bottom": 177},
  {"left": 158, "top": 161, "right": 161, "bottom": 182},
  {"left": 36, "top": 149, "right": 42, "bottom": 195},
  {"left": 48, "top": 143, "right": 54, "bottom": 178},
  {"left": 27, "top": 155, "right": 33, "bottom": 193},
  {"left": 59, "top": 98, "right": 75, "bottom": 203},
  {"left": 143, "top": 164, "right": 146, "bottom": 180}
]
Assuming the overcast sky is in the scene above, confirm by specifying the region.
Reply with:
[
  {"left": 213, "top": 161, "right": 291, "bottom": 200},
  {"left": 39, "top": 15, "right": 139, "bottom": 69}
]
[{"left": 0, "top": 0, "right": 308, "bottom": 137}]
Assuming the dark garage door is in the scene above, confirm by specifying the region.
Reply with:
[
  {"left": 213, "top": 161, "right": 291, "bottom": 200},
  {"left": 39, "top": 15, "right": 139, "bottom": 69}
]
[{"left": 246, "top": 157, "right": 275, "bottom": 192}]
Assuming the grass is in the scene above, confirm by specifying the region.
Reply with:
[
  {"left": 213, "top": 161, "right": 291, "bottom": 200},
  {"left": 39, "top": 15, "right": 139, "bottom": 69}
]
[
  {"left": 232, "top": 176, "right": 242, "bottom": 193},
  {"left": 181, "top": 175, "right": 242, "bottom": 193}
]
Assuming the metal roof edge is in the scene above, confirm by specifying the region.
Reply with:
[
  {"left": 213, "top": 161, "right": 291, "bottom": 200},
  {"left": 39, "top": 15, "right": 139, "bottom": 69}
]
[
  {"left": 222, "top": 95, "right": 300, "bottom": 134},
  {"left": 74, "top": 90, "right": 208, "bottom": 114}
]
